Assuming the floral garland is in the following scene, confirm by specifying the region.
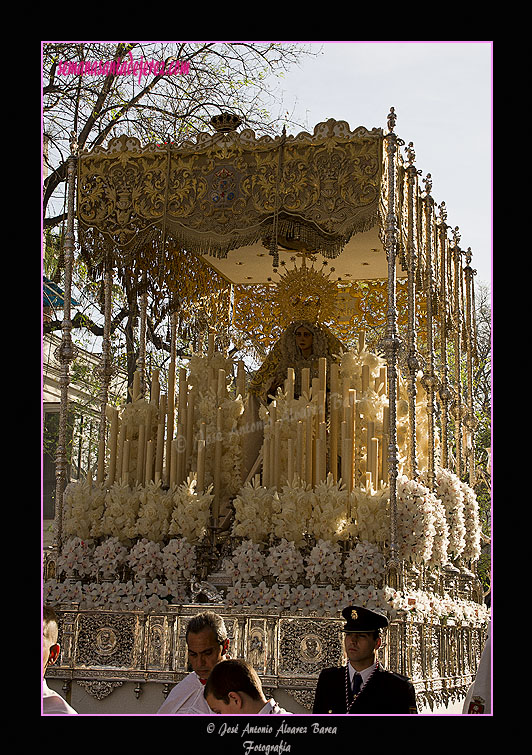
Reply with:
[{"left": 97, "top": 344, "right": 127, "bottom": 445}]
[
  {"left": 432, "top": 467, "right": 467, "bottom": 559},
  {"left": 384, "top": 586, "right": 490, "bottom": 628},
  {"left": 460, "top": 481, "right": 482, "bottom": 563},
  {"left": 395, "top": 475, "right": 437, "bottom": 564}
]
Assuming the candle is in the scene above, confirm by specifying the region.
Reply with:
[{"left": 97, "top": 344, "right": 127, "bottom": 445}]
[
  {"left": 263, "top": 436, "right": 270, "bottom": 488},
  {"left": 197, "top": 438, "right": 206, "bottom": 493},
  {"left": 217, "top": 368, "right": 226, "bottom": 402},
  {"left": 305, "top": 405, "right": 313, "bottom": 485},
  {"left": 186, "top": 387, "right": 195, "bottom": 467},
  {"left": 214, "top": 408, "right": 223, "bottom": 523},
  {"left": 286, "top": 367, "right": 295, "bottom": 401},
  {"left": 274, "top": 420, "right": 281, "bottom": 489},
  {"left": 301, "top": 367, "right": 310, "bottom": 397},
  {"left": 208, "top": 332, "right": 215, "bottom": 356},
  {"left": 155, "top": 394, "right": 166, "bottom": 484},
  {"left": 287, "top": 438, "right": 294, "bottom": 485},
  {"left": 319, "top": 357, "right": 327, "bottom": 392},
  {"left": 297, "top": 420, "right": 304, "bottom": 480},
  {"left": 236, "top": 360, "right": 246, "bottom": 399},
  {"left": 362, "top": 365, "right": 370, "bottom": 393},
  {"left": 122, "top": 440, "right": 130, "bottom": 486},
  {"left": 116, "top": 419, "right": 125, "bottom": 482},
  {"left": 145, "top": 439, "right": 154, "bottom": 483},
  {"left": 359, "top": 330, "right": 365, "bottom": 353},
  {"left": 136, "top": 423, "right": 146, "bottom": 485}
]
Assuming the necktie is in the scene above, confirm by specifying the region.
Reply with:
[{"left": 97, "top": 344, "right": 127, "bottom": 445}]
[{"left": 352, "top": 672, "right": 362, "bottom": 696}]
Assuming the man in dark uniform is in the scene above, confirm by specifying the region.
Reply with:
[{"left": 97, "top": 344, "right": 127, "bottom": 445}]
[{"left": 312, "top": 605, "right": 418, "bottom": 714}]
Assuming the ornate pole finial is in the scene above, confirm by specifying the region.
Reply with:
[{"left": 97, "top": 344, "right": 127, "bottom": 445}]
[
  {"left": 387, "top": 107, "right": 397, "bottom": 132},
  {"left": 452, "top": 226, "right": 461, "bottom": 247},
  {"left": 405, "top": 141, "right": 416, "bottom": 167},
  {"left": 422, "top": 173, "right": 432, "bottom": 196}
]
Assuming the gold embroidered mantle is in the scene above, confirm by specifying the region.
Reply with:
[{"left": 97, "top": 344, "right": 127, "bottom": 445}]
[{"left": 77, "top": 119, "right": 383, "bottom": 268}]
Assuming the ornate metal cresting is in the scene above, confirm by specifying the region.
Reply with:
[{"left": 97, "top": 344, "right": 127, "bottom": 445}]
[{"left": 53, "top": 133, "right": 79, "bottom": 551}]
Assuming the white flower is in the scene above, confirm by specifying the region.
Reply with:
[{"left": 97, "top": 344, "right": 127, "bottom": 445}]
[
  {"left": 461, "top": 481, "right": 482, "bottom": 563},
  {"left": 305, "top": 540, "right": 342, "bottom": 584},
  {"left": 93, "top": 537, "right": 128, "bottom": 579},
  {"left": 127, "top": 538, "right": 163, "bottom": 580},
  {"left": 224, "top": 540, "right": 265, "bottom": 583},
  {"left": 57, "top": 537, "right": 94, "bottom": 578},
  {"left": 162, "top": 538, "right": 197, "bottom": 581},
  {"left": 265, "top": 539, "right": 304, "bottom": 581}
]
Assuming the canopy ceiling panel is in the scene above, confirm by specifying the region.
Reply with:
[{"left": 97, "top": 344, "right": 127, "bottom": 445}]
[{"left": 77, "top": 118, "right": 403, "bottom": 282}]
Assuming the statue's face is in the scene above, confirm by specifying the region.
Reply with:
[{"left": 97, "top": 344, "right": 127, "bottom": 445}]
[{"left": 295, "top": 326, "right": 313, "bottom": 354}]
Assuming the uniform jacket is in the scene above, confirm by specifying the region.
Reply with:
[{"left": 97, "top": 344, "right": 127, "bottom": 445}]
[{"left": 313, "top": 664, "right": 418, "bottom": 715}]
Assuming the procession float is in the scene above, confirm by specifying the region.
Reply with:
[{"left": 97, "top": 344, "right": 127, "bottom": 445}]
[{"left": 43, "top": 109, "right": 490, "bottom": 714}]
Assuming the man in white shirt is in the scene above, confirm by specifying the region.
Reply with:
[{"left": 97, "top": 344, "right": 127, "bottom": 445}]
[
  {"left": 157, "top": 611, "right": 230, "bottom": 714},
  {"left": 42, "top": 606, "right": 77, "bottom": 715},
  {"left": 204, "top": 658, "right": 290, "bottom": 715}
]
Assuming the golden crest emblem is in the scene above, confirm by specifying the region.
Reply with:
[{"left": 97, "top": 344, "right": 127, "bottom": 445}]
[{"left": 351, "top": 609, "right": 358, "bottom": 620}]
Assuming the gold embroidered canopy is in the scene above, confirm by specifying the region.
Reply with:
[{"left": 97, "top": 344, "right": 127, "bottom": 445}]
[{"left": 77, "top": 118, "right": 384, "bottom": 269}]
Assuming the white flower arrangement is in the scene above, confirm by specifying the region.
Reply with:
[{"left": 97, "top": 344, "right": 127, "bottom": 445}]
[
  {"left": 344, "top": 540, "right": 386, "bottom": 585},
  {"left": 162, "top": 538, "right": 197, "bottom": 581},
  {"left": 460, "top": 481, "right": 482, "bottom": 563},
  {"left": 396, "top": 475, "right": 437, "bottom": 563},
  {"left": 126, "top": 538, "right": 164, "bottom": 581},
  {"left": 427, "top": 495, "right": 450, "bottom": 568},
  {"left": 308, "top": 475, "right": 356, "bottom": 542},
  {"left": 93, "top": 537, "right": 128, "bottom": 580},
  {"left": 383, "top": 586, "right": 490, "bottom": 627},
  {"left": 57, "top": 537, "right": 95, "bottom": 578},
  {"left": 305, "top": 539, "right": 342, "bottom": 584},
  {"left": 135, "top": 481, "right": 174, "bottom": 543},
  {"left": 62, "top": 479, "right": 104, "bottom": 541},
  {"left": 231, "top": 478, "right": 275, "bottom": 543},
  {"left": 272, "top": 477, "right": 314, "bottom": 545},
  {"left": 223, "top": 539, "right": 265, "bottom": 582},
  {"left": 168, "top": 476, "right": 213, "bottom": 542},
  {"left": 353, "top": 486, "right": 390, "bottom": 544},
  {"left": 433, "top": 467, "right": 467, "bottom": 559},
  {"left": 265, "top": 539, "right": 305, "bottom": 582},
  {"left": 100, "top": 481, "right": 141, "bottom": 541}
]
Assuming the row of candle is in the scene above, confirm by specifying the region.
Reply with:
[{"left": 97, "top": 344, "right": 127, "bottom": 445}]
[
  {"left": 97, "top": 334, "right": 245, "bottom": 505},
  {"left": 262, "top": 358, "right": 391, "bottom": 492}
]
